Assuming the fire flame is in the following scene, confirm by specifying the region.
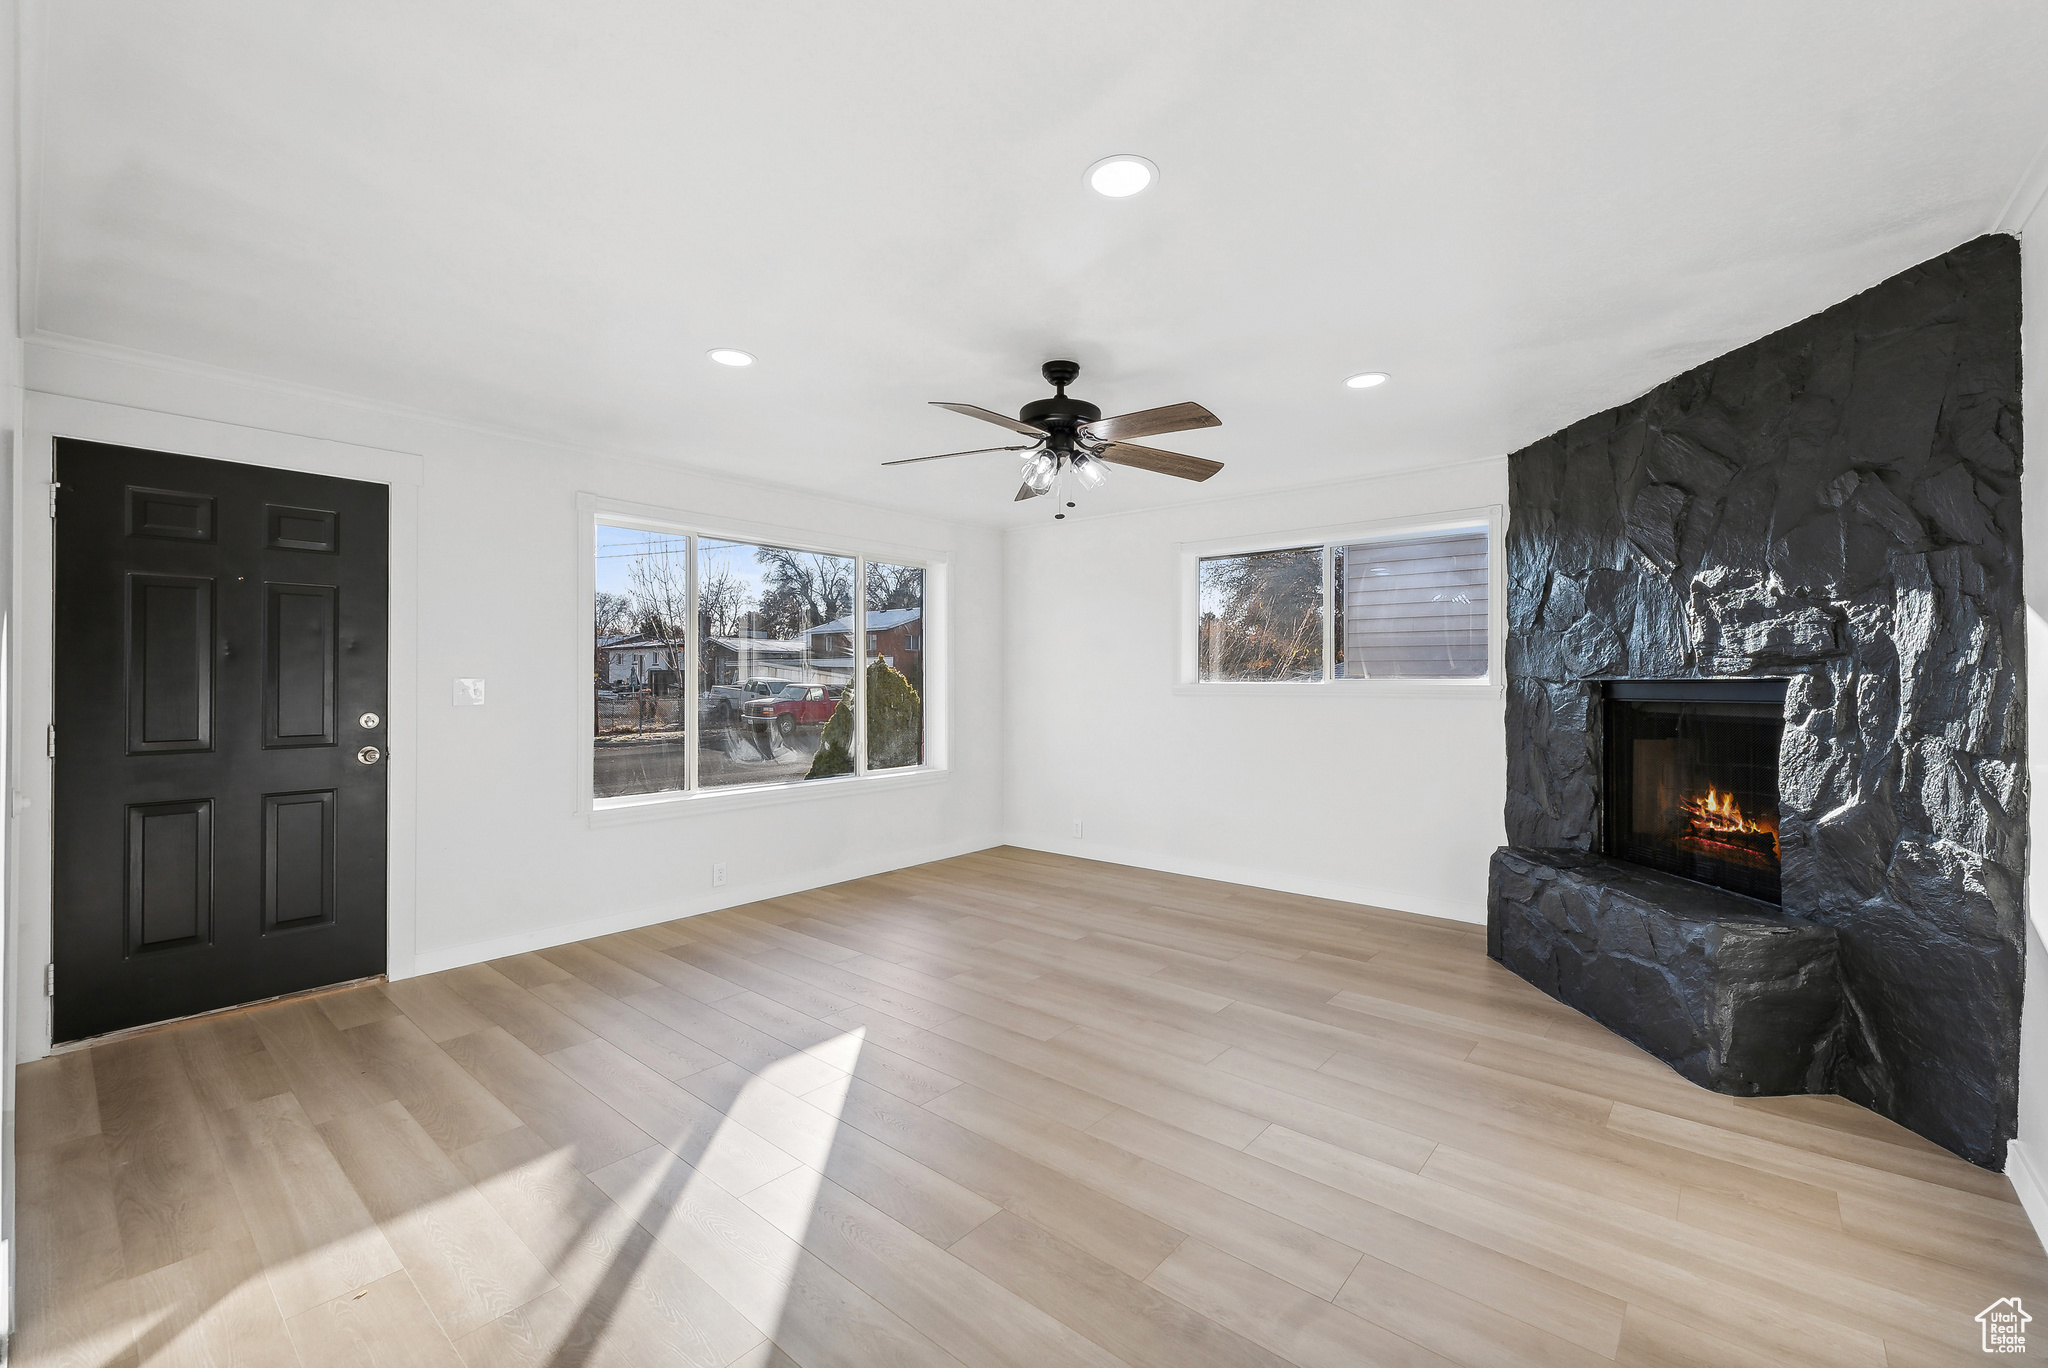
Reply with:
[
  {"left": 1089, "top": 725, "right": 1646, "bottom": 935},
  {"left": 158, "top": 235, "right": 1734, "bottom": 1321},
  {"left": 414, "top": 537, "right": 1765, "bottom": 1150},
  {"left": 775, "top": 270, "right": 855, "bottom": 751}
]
[{"left": 1678, "top": 786, "right": 1779, "bottom": 858}]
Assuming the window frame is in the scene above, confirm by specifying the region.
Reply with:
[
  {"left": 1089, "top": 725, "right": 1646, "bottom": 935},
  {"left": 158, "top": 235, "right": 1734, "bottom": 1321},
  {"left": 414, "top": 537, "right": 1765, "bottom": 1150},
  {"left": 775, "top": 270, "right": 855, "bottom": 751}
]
[
  {"left": 1176, "top": 504, "right": 1505, "bottom": 696},
  {"left": 576, "top": 493, "right": 947, "bottom": 822}
]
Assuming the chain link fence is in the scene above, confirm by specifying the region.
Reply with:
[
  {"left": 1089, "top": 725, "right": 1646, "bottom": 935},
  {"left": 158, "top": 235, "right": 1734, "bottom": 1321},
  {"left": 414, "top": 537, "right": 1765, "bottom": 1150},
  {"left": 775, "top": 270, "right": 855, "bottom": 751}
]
[{"left": 595, "top": 693, "right": 681, "bottom": 735}]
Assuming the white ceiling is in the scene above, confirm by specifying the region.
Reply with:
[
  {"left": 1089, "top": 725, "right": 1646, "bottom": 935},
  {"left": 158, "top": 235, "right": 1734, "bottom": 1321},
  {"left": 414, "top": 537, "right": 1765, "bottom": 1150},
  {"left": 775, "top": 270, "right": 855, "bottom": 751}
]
[{"left": 29, "top": 1, "right": 2048, "bottom": 524}]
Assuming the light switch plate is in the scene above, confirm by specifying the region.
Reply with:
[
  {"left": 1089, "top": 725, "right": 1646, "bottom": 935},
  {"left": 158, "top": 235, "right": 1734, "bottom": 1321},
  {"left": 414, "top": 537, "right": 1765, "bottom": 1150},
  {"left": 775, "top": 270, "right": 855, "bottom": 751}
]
[{"left": 453, "top": 678, "right": 486, "bottom": 706}]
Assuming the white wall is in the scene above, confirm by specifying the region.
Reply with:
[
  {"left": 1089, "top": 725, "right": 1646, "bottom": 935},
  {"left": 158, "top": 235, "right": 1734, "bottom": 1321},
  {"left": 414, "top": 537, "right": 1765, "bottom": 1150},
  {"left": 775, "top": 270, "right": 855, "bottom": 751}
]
[
  {"left": 1, "top": 0, "right": 22, "bottom": 1334},
  {"left": 9, "top": 341, "right": 1005, "bottom": 1060},
  {"left": 1002, "top": 458, "right": 1508, "bottom": 923},
  {"left": 2010, "top": 176, "right": 2048, "bottom": 1206},
  {"left": 2018, "top": 922, "right": 2048, "bottom": 1201}
]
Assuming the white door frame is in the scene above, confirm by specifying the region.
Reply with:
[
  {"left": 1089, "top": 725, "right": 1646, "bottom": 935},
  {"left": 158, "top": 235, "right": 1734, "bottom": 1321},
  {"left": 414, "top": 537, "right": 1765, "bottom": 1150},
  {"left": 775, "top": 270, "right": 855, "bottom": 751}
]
[{"left": 10, "top": 390, "right": 423, "bottom": 1061}]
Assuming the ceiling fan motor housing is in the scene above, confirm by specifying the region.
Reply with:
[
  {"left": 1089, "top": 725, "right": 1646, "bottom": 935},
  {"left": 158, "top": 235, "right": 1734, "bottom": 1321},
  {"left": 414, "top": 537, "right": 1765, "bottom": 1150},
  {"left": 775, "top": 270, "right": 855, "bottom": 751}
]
[{"left": 1020, "top": 360, "right": 1099, "bottom": 451}]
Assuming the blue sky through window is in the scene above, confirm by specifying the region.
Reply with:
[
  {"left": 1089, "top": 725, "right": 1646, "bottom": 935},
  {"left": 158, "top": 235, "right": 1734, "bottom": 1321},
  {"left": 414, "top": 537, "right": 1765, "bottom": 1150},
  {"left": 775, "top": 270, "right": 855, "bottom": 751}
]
[{"left": 597, "top": 526, "right": 779, "bottom": 605}]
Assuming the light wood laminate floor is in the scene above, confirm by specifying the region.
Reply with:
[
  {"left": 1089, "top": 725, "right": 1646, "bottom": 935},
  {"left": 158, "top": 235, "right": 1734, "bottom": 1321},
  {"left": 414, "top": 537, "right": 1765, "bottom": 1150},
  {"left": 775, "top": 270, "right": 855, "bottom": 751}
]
[{"left": 15, "top": 847, "right": 2047, "bottom": 1367}]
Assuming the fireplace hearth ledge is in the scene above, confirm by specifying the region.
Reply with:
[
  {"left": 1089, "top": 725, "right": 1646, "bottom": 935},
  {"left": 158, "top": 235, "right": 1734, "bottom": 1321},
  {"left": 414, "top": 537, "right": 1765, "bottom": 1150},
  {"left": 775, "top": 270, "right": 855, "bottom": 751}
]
[{"left": 1489, "top": 847, "right": 1843, "bottom": 1096}]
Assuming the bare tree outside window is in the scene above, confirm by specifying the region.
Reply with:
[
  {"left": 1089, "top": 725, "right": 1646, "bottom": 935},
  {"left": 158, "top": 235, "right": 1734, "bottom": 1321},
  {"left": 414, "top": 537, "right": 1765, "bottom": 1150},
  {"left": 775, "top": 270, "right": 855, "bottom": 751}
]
[
  {"left": 626, "top": 544, "right": 691, "bottom": 680},
  {"left": 754, "top": 546, "right": 853, "bottom": 637},
  {"left": 866, "top": 562, "right": 923, "bottom": 612},
  {"left": 593, "top": 525, "right": 690, "bottom": 796},
  {"left": 1199, "top": 546, "right": 1324, "bottom": 681},
  {"left": 593, "top": 589, "right": 631, "bottom": 685},
  {"left": 698, "top": 568, "right": 752, "bottom": 638}
]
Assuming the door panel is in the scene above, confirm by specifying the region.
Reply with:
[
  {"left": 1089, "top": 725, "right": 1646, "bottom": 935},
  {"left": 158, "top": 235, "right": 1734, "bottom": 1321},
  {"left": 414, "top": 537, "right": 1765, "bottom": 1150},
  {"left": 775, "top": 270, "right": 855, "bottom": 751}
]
[
  {"left": 126, "top": 799, "right": 212, "bottom": 950},
  {"left": 55, "top": 440, "right": 388, "bottom": 1041},
  {"left": 127, "top": 574, "right": 214, "bottom": 752},
  {"left": 266, "top": 504, "right": 338, "bottom": 553},
  {"left": 264, "top": 790, "right": 335, "bottom": 930},
  {"left": 266, "top": 583, "right": 338, "bottom": 746},
  {"left": 127, "top": 486, "right": 216, "bottom": 541}
]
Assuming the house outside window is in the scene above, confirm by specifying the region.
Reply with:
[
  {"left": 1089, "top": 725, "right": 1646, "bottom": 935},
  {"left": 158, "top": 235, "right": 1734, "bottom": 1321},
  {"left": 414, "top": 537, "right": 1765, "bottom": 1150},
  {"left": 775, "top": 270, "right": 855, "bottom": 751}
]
[{"left": 1335, "top": 527, "right": 1488, "bottom": 678}]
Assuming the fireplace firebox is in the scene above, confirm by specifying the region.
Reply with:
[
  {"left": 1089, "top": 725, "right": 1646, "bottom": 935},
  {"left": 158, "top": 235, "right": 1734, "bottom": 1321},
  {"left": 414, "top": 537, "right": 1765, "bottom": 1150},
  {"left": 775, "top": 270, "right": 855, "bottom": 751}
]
[{"left": 1602, "top": 680, "right": 1787, "bottom": 904}]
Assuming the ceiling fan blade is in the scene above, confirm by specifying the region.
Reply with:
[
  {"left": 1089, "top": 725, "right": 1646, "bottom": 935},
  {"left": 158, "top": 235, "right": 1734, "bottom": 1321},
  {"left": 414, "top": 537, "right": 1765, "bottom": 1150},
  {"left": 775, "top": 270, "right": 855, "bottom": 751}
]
[
  {"left": 881, "top": 444, "right": 1034, "bottom": 467},
  {"left": 1097, "top": 441, "right": 1224, "bottom": 482},
  {"left": 931, "top": 401, "right": 1048, "bottom": 437},
  {"left": 1085, "top": 401, "right": 1220, "bottom": 442},
  {"left": 1015, "top": 481, "right": 1048, "bottom": 502}
]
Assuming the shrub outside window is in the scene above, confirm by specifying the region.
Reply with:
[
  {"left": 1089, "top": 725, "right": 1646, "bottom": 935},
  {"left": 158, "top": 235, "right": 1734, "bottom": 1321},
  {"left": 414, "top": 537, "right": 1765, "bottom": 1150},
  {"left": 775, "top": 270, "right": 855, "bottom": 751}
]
[
  {"left": 863, "top": 563, "right": 925, "bottom": 771},
  {"left": 594, "top": 521, "right": 928, "bottom": 801},
  {"left": 1193, "top": 521, "right": 1491, "bottom": 685}
]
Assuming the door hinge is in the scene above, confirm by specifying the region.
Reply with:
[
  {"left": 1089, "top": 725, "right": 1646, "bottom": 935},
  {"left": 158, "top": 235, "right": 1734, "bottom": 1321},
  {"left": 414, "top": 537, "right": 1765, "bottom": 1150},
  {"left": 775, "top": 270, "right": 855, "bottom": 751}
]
[
  {"left": 44, "top": 964, "right": 54, "bottom": 997},
  {"left": 46, "top": 724, "right": 55, "bottom": 759},
  {"left": 48, "top": 481, "right": 59, "bottom": 518}
]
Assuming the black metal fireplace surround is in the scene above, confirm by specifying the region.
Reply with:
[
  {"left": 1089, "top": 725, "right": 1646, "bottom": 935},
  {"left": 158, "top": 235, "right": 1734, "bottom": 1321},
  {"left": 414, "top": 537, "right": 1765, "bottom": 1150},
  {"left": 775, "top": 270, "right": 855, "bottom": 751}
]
[{"left": 1602, "top": 680, "right": 1785, "bottom": 904}]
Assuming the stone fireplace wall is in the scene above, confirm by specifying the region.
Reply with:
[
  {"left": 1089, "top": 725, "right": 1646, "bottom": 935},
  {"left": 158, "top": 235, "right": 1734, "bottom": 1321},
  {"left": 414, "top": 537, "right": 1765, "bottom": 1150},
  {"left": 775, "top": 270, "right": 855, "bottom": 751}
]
[{"left": 1504, "top": 234, "right": 2025, "bottom": 1165}]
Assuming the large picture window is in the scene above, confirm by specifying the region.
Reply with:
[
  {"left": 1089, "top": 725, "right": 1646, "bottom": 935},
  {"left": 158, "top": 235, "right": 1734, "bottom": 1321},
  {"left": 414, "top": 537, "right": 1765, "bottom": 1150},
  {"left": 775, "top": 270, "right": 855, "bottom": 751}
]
[
  {"left": 593, "top": 519, "right": 930, "bottom": 802},
  {"left": 1190, "top": 519, "right": 1494, "bottom": 686}
]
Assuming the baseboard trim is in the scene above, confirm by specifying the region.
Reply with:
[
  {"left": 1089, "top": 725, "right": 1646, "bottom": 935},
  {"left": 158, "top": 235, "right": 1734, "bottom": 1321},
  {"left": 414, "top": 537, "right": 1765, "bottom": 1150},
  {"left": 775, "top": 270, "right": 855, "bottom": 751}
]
[
  {"left": 2006, "top": 1140, "right": 2048, "bottom": 1255},
  {"left": 408, "top": 835, "right": 1003, "bottom": 976},
  {"left": 1000, "top": 831, "right": 1484, "bottom": 926}
]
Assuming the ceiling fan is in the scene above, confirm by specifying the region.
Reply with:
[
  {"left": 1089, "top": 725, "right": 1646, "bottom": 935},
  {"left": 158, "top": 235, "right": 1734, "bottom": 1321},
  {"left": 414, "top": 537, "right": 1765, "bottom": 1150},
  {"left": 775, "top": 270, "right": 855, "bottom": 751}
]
[{"left": 885, "top": 360, "right": 1223, "bottom": 512}]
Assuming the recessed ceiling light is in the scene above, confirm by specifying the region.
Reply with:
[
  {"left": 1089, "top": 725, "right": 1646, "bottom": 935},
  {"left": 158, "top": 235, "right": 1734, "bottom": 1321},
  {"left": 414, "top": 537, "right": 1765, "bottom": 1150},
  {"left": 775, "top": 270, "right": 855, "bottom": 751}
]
[
  {"left": 1085, "top": 154, "right": 1157, "bottom": 198},
  {"left": 707, "top": 348, "right": 755, "bottom": 367},
  {"left": 1344, "top": 372, "right": 1390, "bottom": 389}
]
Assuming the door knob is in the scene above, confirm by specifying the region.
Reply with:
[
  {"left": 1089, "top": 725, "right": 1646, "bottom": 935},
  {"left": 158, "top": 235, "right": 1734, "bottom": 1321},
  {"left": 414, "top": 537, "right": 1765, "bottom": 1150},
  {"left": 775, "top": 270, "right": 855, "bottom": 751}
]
[{"left": 356, "top": 746, "right": 382, "bottom": 765}]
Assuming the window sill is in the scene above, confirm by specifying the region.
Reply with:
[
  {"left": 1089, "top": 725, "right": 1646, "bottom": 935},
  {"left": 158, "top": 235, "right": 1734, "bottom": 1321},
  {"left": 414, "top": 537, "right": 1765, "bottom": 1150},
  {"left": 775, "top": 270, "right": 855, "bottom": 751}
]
[
  {"left": 587, "top": 764, "right": 948, "bottom": 827},
  {"left": 1170, "top": 680, "right": 1503, "bottom": 699}
]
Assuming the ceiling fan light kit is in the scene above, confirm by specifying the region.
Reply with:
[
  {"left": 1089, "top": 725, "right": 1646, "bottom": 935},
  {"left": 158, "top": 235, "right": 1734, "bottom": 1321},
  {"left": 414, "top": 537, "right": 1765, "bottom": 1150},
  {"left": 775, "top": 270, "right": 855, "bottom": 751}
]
[
  {"left": 1023, "top": 450, "right": 1058, "bottom": 493},
  {"left": 889, "top": 359, "right": 1223, "bottom": 519}
]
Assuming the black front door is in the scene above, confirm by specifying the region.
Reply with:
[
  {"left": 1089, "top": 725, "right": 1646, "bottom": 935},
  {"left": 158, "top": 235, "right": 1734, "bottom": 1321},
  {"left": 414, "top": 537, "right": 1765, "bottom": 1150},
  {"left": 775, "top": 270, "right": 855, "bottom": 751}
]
[{"left": 53, "top": 439, "right": 388, "bottom": 1041}]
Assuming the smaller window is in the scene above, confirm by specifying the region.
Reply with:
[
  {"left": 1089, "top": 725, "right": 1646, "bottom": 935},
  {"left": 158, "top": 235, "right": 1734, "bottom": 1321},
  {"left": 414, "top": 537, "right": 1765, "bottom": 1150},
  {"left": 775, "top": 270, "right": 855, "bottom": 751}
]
[{"left": 1190, "top": 521, "right": 1492, "bottom": 685}]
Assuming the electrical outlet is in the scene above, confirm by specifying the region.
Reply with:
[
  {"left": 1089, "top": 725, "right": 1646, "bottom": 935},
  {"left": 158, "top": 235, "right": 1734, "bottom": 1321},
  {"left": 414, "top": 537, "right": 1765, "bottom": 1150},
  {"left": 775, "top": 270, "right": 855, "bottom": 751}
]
[
  {"left": 712, "top": 861, "right": 727, "bottom": 888},
  {"left": 1072, "top": 820, "right": 1084, "bottom": 839}
]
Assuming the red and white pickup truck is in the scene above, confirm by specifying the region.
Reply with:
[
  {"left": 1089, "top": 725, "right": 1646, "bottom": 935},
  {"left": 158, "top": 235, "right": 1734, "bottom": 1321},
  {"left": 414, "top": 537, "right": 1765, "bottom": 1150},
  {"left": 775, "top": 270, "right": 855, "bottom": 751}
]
[{"left": 743, "top": 683, "right": 843, "bottom": 736}]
